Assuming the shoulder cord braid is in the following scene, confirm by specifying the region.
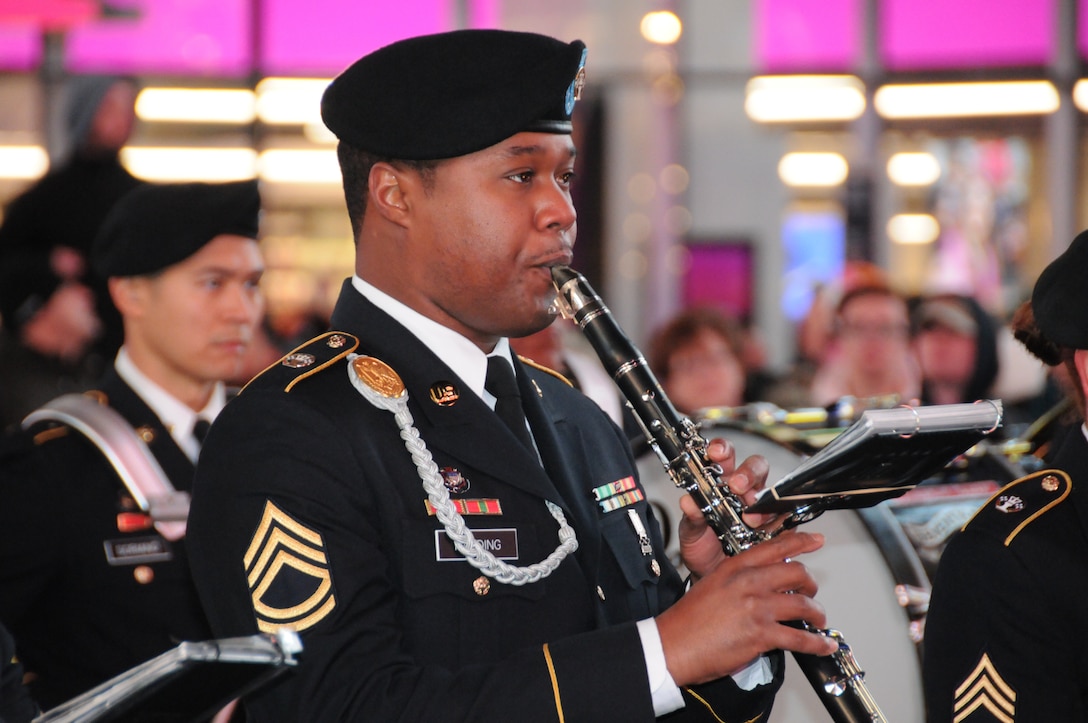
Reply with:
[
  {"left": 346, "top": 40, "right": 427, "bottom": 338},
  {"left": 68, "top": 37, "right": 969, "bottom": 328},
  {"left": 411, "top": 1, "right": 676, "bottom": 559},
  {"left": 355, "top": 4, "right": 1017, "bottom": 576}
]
[{"left": 347, "top": 353, "right": 577, "bottom": 585}]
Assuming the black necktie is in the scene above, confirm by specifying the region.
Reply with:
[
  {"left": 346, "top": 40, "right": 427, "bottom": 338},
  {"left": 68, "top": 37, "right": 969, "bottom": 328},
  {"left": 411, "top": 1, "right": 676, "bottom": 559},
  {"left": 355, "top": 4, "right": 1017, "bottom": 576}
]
[
  {"left": 192, "top": 418, "right": 212, "bottom": 445},
  {"left": 484, "top": 356, "right": 534, "bottom": 450}
]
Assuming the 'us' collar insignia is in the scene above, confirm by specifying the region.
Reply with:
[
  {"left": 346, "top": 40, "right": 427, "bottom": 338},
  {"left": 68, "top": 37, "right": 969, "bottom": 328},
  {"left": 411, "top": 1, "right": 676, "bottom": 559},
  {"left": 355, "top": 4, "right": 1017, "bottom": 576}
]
[
  {"left": 953, "top": 653, "right": 1016, "bottom": 720},
  {"left": 244, "top": 500, "right": 336, "bottom": 634},
  {"left": 430, "top": 382, "right": 460, "bottom": 406},
  {"left": 440, "top": 466, "right": 470, "bottom": 494},
  {"left": 995, "top": 495, "right": 1024, "bottom": 513}
]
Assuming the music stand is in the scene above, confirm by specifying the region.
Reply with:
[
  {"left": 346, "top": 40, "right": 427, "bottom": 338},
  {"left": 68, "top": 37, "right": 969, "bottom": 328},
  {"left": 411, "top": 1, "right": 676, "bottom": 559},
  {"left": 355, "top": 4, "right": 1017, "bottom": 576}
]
[{"left": 34, "top": 630, "right": 302, "bottom": 722}]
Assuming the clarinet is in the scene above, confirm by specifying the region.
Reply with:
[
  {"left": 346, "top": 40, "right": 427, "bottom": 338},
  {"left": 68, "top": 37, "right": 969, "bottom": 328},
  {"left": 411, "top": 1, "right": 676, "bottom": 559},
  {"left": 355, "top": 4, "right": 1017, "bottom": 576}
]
[{"left": 551, "top": 265, "right": 888, "bottom": 723}]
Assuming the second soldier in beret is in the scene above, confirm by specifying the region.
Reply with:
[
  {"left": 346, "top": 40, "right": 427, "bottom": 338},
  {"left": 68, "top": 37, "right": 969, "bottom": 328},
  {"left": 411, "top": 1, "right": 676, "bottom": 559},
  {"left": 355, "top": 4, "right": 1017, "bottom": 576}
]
[
  {"left": 0, "top": 180, "right": 265, "bottom": 710},
  {"left": 923, "top": 229, "right": 1088, "bottom": 721},
  {"left": 187, "top": 29, "right": 835, "bottom": 722}
]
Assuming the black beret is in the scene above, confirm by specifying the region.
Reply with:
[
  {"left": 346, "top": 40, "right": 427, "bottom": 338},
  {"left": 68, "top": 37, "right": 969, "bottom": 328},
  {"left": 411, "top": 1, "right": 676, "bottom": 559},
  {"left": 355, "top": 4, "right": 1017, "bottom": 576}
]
[
  {"left": 92, "top": 180, "right": 260, "bottom": 279},
  {"left": 321, "top": 29, "right": 587, "bottom": 160},
  {"left": 1032, "top": 228, "right": 1088, "bottom": 349}
]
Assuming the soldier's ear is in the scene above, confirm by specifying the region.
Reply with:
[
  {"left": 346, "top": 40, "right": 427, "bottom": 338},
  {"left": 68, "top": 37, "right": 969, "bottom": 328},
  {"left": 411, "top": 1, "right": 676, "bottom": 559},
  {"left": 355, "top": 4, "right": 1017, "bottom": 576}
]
[
  {"left": 368, "top": 163, "right": 410, "bottom": 226},
  {"left": 108, "top": 276, "right": 149, "bottom": 317}
]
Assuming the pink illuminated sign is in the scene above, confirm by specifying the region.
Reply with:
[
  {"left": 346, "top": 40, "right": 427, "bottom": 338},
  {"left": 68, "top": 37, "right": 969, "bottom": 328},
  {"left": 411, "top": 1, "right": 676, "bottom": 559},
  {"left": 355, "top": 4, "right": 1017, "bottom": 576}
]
[
  {"left": 754, "top": 0, "right": 861, "bottom": 73},
  {"left": 0, "top": 0, "right": 499, "bottom": 75},
  {"left": 261, "top": 0, "right": 500, "bottom": 75},
  {"left": 881, "top": 0, "right": 1053, "bottom": 70}
]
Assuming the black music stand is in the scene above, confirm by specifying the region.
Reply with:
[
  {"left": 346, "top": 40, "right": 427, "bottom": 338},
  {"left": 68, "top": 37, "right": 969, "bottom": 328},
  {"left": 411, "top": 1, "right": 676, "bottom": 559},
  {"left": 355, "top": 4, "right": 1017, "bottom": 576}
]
[{"left": 748, "top": 401, "right": 1004, "bottom": 516}]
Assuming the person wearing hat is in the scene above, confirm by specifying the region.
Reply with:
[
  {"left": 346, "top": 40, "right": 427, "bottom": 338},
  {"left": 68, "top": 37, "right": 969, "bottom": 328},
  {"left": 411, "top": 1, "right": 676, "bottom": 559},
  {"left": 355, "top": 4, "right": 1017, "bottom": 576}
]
[
  {"left": 0, "top": 75, "right": 146, "bottom": 369},
  {"left": 911, "top": 293, "right": 999, "bottom": 407},
  {"left": 0, "top": 180, "right": 265, "bottom": 710},
  {"left": 187, "top": 30, "right": 835, "bottom": 722},
  {"left": 922, "top": 230, "right": 1088, "bottom": 721},
  {"left": 0, "top": 266, "right": 102, "bottom": 431}
]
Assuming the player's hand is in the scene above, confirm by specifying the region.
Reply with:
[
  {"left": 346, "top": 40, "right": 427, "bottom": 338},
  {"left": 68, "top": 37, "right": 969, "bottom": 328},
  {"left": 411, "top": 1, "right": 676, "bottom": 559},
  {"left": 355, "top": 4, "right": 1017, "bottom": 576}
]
[
  {"left": 678, "top": 438, "right": 773, "bottom": 579},
  {"left": 657, "top": 531, "right": 836, "bottom": 685}
]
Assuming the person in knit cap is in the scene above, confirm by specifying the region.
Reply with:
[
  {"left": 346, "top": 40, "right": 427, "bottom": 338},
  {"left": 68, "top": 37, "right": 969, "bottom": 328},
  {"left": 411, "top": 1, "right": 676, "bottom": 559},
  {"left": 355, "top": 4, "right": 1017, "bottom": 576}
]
[
  {"left": 0, "top": 180, "right": 264, "bottom": 711},
  {"left": 924, "top": 229, "right": 1088, "bottom": 721},
  {"left": 0, "top": 75, "right": 145, "bottom": 366},
  {"left": 186, "top": 29, "right": 835, "bottom": 722}
]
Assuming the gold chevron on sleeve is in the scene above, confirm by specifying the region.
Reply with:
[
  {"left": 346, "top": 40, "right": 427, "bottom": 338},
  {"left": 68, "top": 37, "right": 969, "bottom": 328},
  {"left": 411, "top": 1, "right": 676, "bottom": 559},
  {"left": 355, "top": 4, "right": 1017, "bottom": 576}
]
[
  {"left": 244, "top": 500, "right": 336, "bottom": 634},
  {"left": 953, "top": 653, "right": 1016, "bottom": 723}
]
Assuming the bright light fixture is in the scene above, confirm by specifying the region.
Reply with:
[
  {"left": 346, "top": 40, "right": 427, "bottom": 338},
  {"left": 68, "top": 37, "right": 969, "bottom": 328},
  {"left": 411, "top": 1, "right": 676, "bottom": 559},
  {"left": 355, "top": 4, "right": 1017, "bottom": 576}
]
[
  {"left": 746, "top": 75, "right": 866, "bottom": 123},
  {"left": 887, "top": 152, "right": 941, "bottom": 186},
  {"left": 777, "top": 152, "right": 849, "bottom": 187},
  {"left": 0, "top": 145, "right": 49, "bottom": 179},
  {"left": 640, "top": 11, "right": 682, "bottom": 45},
  {"left": 120, "top": 147, "right": 257, "bottom": 181},
  {"left": 874, "top": 80, "right": 1059, "bottom": 119},
  {"left": 256, "top": 78, "right": 330, "bottom": 125},
  {"left": 887, "top": 213, "right": 940, "bottom": 244},
  {"left": 135, "top": 88, "right": 256, "bottom": 124},
  {"left": 258, "top": 149, "right": 341, "bottom": 184},
  {"left": 1072, "top": 79, "right": 1088, "bottom": 113}
]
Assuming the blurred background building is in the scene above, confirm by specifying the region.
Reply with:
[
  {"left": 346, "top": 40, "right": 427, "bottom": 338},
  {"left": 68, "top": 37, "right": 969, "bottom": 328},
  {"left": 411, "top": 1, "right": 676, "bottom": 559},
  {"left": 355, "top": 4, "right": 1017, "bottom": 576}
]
[{"left": 0, "top": 0, "right": 1083, "bottom": 373}]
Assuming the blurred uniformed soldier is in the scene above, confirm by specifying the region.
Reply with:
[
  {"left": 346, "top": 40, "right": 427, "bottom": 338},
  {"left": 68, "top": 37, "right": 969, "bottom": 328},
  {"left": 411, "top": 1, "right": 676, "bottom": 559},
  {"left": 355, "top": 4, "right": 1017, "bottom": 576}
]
[
  {"left": 0, "top": 180, "right": 265, "bottom": 709},
  {"left": 923, "top": 230, "right": 1088, "bottom": 721},
  {"left": 187, "top": 29, "right": 836, "bottom": 722}
]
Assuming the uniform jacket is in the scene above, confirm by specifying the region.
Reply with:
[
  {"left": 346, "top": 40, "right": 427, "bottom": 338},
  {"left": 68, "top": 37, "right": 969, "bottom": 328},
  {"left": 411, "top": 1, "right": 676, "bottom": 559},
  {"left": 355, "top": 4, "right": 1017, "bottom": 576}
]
[
  {"left": 0, "top": 369, "right": 212, "bottom": 710},
  {"left": 923, "top": 428, "right": 1088, "bottom": 721},
  {"left": 187, "top": 280, "right": 782, "bottom": 722}
]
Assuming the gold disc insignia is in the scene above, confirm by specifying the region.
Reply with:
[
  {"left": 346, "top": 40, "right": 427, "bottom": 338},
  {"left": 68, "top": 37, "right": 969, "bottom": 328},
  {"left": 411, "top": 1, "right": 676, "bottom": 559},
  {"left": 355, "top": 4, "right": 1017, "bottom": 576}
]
[{"left": 353, "top": 356, "right": 406, "bottom": 398}]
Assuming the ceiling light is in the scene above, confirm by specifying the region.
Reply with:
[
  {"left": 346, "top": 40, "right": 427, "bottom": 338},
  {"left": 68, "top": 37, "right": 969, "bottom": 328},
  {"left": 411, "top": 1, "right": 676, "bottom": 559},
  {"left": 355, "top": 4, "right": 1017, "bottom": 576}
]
[
  {"left": 135, "top": 88, "right": 256, "bottom": 124},
  {"left": 887, "top": 152, "right": 941, "bottom": 186},
  {"left": 777, "top": 152, "right": 849, "bottom": 187},
  {"left": 256, "top": 78, "right": 330, "bottom": 125},
  {"left": 258, "top": 149, "right": 341, "bottom": 184},
  {"left": 0, "top": 145, "right": 49, "bottom": 179},
  {"left": 887, "top": 214, "right": 940, "bottom": 244},
  {"left": 874, "top": 80, "right": 1059, "bottom": 119},
  {"left": 640, "top": 11, "right": 682, "bottom": 45},
  {"left": 746, "top": 75, "right": 866, "bottom": 123},
  {"left": 121, "top": 147, "right": 257, "bottom": 181},
  {"left": 1072, "top": 79, "right": 1088, "bottom": 113}
]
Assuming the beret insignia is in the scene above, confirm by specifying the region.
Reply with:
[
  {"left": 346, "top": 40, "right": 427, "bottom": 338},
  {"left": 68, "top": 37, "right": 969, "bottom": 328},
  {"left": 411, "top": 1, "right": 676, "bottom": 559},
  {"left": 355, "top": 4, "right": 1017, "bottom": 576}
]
[{"left": 244, "top": 500, "right": 336, "bottom": 634}]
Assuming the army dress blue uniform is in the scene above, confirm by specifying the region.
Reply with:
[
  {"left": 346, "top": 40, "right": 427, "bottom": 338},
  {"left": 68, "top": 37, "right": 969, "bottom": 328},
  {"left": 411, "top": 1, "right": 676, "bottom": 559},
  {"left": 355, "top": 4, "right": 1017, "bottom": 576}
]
[
  {"left": 0, "top": 369, "right": 213, "bottom": 710},
  {"left": 923, "top": 428, "right": 1088, "bottom": 721},
  {"left": 186, "top": 281, "right": 783, "bottom": 722}
]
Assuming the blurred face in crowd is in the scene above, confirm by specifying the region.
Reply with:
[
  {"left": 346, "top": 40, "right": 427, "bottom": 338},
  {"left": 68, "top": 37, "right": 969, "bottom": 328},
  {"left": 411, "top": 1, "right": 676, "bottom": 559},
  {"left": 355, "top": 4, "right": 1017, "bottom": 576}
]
[
  {"left": 915, "top": 323, "right": 977, "bottom": 388},
  {"left": 111, "top": 234, "right": 264, "bottom": 409},
  {"left": 663, "top": 327, "right": 746, "bottom": 414},
  {"left": 23, "top": 282, "right": 102, "bottom": 362},
  {"left": 86, "top": 81, "right": 138, "bottom": 152},
  {"left": 366, "top": 131, "right": 577, "bottom": 351},
  {"left": 836, "top": 291, "right": 911, "bottom": 376}
]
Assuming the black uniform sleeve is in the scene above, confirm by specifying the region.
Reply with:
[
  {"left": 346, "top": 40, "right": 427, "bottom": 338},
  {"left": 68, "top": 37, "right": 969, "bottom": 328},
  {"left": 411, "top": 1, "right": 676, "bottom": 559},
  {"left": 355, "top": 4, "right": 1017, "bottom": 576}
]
[{"left": 923, "top": 473, "right": 1087, "bottom": 721}]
